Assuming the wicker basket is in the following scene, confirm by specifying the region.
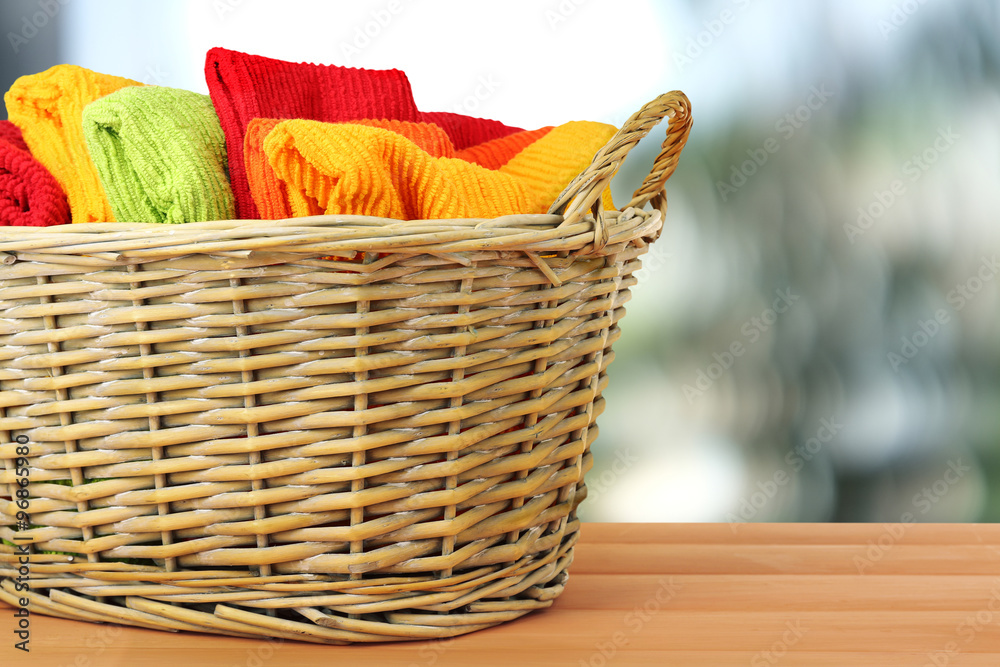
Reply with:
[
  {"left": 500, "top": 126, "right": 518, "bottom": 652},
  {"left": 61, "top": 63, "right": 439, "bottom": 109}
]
[{"left": 0, "top": 92, "right": 691, "bottom": 643}]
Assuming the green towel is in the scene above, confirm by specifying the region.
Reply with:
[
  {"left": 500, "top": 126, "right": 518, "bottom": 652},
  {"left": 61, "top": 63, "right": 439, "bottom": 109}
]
[{"left": 82, "top": 86, "right": 234, "bottom": 224}]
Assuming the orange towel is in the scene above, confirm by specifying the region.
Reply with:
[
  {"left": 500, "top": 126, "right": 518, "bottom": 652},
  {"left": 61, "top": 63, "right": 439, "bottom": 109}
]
[
  {"left": 205, "top": 47, "right": 421, "bottom": 220},
  {"left": 4, "top": 64, "right": 143, "bottom": 223},
  {"left": 261, "top": 120, "right": 530, "bottom": 219},
  {"left": 457, "top": 127, "right": 554, "bottom": 170},
  {"left": 256, "top": 119, "right": 616, "bottom": 220},
  {"left": 246, "top": 118, "right": 455, "bottom": 219}
]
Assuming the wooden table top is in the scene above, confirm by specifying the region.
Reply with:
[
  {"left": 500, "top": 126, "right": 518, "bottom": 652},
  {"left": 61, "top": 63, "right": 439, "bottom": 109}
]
[{"left": 3, "top": 522, "right": 1000, "bottom": 666}]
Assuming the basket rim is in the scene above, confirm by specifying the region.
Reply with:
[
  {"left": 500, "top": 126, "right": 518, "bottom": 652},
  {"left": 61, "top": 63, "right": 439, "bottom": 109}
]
[
  {"left": 0, "top": 90, "right": 691, "bottom": 264},
  {"left": 0, "top": 208, "right": 662, "bottom": 262}
]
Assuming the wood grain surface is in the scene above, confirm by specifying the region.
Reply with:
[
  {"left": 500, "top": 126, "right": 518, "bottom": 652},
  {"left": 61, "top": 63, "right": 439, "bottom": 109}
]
[{"left": 3, "top": 522, "right": 1000, "bottom": 666}]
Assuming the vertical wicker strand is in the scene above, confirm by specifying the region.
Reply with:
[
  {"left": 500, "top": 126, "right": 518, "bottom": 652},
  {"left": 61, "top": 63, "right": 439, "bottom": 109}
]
[
  {"left": 505, "top": 257, "right": 557, "bottom": 547},
  {"left": 127, "top": 265, "right": 175, "bottom": 572},
  {"left": 229, "top": 278, "right": 270, "bottom": 581},
  {"left": 439, "top": 273, "right": 474, "bottom": 583},
  {"left": 348, "top": 268, "right": 371, "bottom": 618},
  {"left": 560, "top": 250, "right": 623, "bottom": 534},
  {"left": 36, "top": 275, "right": 94, "bottom": 565}
]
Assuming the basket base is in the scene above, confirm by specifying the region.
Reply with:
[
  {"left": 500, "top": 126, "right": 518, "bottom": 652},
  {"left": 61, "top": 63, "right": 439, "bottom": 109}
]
[{"left": 1, "top": 522, "right": 579, "bottom": 644}]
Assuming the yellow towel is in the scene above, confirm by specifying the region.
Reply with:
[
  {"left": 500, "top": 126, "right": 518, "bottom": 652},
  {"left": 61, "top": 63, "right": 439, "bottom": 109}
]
[
  {"left": 4, "top": 64, "right": 143, "bottom": 223},
  {"left": 260, "top": 119, "right": 617, "bottom": 220},
  {"left": 246, "top": 117, "right": 455, "bottom": 220},
  {"left": 456, "top": 126, "right": 554, "bottom": 170},
  {"left": 499, "top": 121, "right": 617, "bottom": 213},
  {"left": 262, "top": 120, "right": 530, "bottom": 219}
]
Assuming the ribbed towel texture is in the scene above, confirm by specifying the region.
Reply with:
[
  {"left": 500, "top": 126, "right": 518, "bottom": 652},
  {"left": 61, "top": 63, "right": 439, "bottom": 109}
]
[
  {"left": 418, "top": 111, "right": 523, "bottom": 151},
  {"left": 205, "top": 47, "right": 420, "bottom": 219},
  {"left": 500, "top": 121, "right": 618, "bottom": 212},
  {"left": 4, "top": 64, "right": 142, "bottom": 223},
  {"left": 3, "top": 50, "right": 619, "bottom": 226},
  {"left": 0, "top": 120, "right": 29, "bottom": 152},
  {"left": 246, "top": 117, "right": 455, "bottom": 219},
  {"left": 83, "top": 86, "right": 235, "bottom": 224},
  {"left": 0, "top": 120, "right": 71, "bottom": 226},
  {"left": 256, "top": 118, "right": 616, "bottom": 220},
  {"left": 261, "top": 120, "right": 531, "bottom": 219},
  {"left": 457, "top": 126, "right": 554, "bottom": 169}
]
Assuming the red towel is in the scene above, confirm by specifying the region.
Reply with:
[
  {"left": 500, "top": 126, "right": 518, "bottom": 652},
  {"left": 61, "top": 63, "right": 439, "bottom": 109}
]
[
  {"left": 0, "top": 120, "right": 70, "bottom": 227},
  {"left": 0, "top": 120, "right": 29, "bottom": 152},
  {"left": 419, "top": 111, "right": 523, "bottom": 150},
  {"left": 205, "top": 47, "right": 421, "bottom": 219}
]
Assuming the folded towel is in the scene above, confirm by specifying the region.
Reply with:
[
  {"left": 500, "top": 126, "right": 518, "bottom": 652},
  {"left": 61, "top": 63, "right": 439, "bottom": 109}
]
[
  {"left": 257, "top": 119, "right": 616, "bottom": 220},
  {"left": 261, "top": 120, "right": 531, "bottom": 219},
  {"left": 457, "top": 126, "right": 554, "bottom": 170},
  {"left": 499, "top": 121, "right": 618, "bottom": 212},
  {"left": 0, "top": 120, "right": 71, "bottom": 226},
  {"left": 205, "top": 47, "right": 420, "bottom": 219},
  {"left": 246, "top": 117, "right": 455, "bottom": 219},
  {"left": 0, "top": 120, "right": 29, "bottom": 152},
  {"left": 4, "top": 64, "right": 143, "bottom": 223},
  {"left": 418, "top": 111, "right": 523, "bottom": 150},
  {"left": 83, "top": 86, "right": 235, "bottom": 224}
]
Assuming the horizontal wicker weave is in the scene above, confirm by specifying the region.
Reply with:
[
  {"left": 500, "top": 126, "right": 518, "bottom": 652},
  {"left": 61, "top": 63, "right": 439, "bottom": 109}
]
[{"left": 0, "top": 92, "right": 691, "bottom": 643}]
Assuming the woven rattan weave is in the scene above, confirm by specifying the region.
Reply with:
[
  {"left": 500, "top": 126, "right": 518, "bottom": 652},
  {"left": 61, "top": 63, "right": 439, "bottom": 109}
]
[{"left": 0, "top": 92, "right": 691, "bottom": 643}]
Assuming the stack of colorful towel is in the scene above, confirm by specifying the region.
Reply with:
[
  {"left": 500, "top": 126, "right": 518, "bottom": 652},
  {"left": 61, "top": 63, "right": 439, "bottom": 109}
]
[{"left": 1, "top": 48, "right": 615, "bottom": 226}]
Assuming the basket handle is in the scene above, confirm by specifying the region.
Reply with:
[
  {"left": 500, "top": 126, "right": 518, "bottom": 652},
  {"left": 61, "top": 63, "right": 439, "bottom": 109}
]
[{"left": 547, "top": 91, "right": 692, "bottom": 248}]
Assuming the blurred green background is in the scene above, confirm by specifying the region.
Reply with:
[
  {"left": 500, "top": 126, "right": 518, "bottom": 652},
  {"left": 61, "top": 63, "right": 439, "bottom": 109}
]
[{"left": 2, "top": 0, "right": 996, "bottom": 522}]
